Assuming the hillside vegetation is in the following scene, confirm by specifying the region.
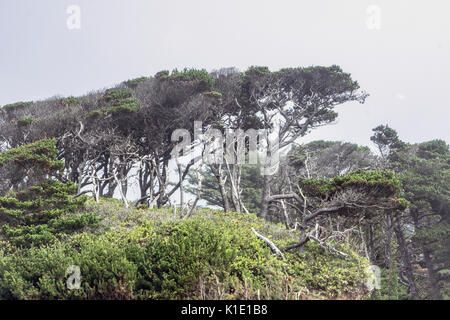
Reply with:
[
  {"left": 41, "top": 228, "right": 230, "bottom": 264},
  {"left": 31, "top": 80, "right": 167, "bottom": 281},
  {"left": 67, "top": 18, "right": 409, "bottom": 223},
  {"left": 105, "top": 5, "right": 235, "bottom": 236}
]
[
  {"left": 1, "top": 66, "right": 448, "bottom": 300},
  {"left": 0, "top": 191, "right": 370, "bottom": 300}
]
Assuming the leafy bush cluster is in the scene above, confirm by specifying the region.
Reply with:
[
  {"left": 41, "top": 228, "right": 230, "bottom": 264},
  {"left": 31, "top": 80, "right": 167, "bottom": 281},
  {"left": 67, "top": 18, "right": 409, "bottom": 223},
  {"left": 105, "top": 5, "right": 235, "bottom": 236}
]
[
  {"left": 61, "top": 96, "right": 80, "bottom": 105},
  {"left": 1, "top": 101, "right": 33, "bottom": 112},
  {"left": 162, "top": 68, "right": 215, "bottom": 92},
  {"left": 87, "top": 88, "right": 139, "bottom": 118},
  {"left": 124, "top": 77, "right": 150, "bottom": 89},
  {"left": 0, "top": 138, "right": 64, "bottom": 171},
  {"left": 17, "top": 117, "right": 35, "bottom": 126},
  {"left": 0, "top": 206, "right": 369, "bottom": 300},
  {"left": 300, "top": 170, "right": 402, "bottom": 197},
  {"left": 103, "top": 88, "right": 134, "bottom": 102},
  {"left": 0, "top": 180, "right": 99, "bottom": 247}
]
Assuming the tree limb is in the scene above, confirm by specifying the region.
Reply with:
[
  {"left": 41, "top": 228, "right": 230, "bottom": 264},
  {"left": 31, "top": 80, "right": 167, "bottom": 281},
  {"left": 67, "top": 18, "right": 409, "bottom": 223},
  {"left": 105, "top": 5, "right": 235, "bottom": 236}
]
[{"left": 252, "top": 228, "right": 286, "bottom": 260}]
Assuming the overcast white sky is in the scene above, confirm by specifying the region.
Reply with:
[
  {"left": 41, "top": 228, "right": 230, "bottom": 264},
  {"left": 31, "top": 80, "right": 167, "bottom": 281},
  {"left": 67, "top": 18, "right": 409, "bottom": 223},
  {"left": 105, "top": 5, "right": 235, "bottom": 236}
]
[{"left": 1, "top": 0, "right": 449, "bottom": 148}]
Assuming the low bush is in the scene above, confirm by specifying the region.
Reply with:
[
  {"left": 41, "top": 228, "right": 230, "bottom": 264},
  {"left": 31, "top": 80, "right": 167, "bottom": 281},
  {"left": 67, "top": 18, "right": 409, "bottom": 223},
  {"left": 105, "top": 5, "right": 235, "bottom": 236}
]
[{"left": 0, "top": 206, "right": 369, "bottom": 300}]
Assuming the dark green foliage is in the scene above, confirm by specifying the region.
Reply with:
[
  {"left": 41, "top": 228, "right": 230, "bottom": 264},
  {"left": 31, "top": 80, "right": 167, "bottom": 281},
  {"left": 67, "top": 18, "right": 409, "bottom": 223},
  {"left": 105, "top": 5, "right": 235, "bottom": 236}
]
[
  {"left": 372, "top": 125, "right": 450, "bottom": 299},
  {"left": 124, "top": 77, "right": 150, "bottom": 89},
  {"left": 0, "top": 139, "right": 66, "bottom": 197},
  {"left": 395, "top": 140, "right": 450, "bottom": 298},
  {"left": 245, "top": 66, "right": 271, "bottom": 77},
  {"left": 17, "top": 117, "right": 35, "bottom": 126},
  {"left": 370, "top": 124, "right": 406, "bottom": 158},
  {"left": 170, "top": 68, "right": 214, "bottom": 85},
  {"left": 275, "top": 65, "right": 364, "bottom": 102},
  {"left": 0, "top": 180, "right": 98, "bottom": 247},
  {"left": 61, "top": 96, "right": 80, "bottom": 105},
  {"left": 103, "top": 88, "right": 134, "bottom": 102},
  {"left": 300, "top": 169, "right": 403, "bottom": 199},
  {"left": 155, "top": 70, "right": 170, "bottom": 79},
  {"left": 162, "top": 68, "right": 215, "bottom": 92},
  {"left": 416, "top": 139, "right": 449, "bottom": 160},
  {"left": 0, "top": 138, "right": 64, "bottom": 171},
  {"left": 88, "top": 98, "right": 139, "bottom": 118},
  {"left": 1, "top": 101, "right": 33, "bottom": 112},
  {"left": 87, "top": 88, "right": 139, "bottom": 118},
  {"left": 0, "top": 209, "right": 369, "bottom": 300},
  {"left": 373, "top": 266, "right": 410, "bottom": 300}
]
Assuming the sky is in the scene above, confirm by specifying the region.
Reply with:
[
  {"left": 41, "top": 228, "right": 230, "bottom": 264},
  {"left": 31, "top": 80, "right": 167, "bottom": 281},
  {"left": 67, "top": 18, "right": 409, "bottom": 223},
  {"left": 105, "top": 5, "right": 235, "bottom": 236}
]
[{"left": 0, "top": 0, "right": 449, "bottom": 149}]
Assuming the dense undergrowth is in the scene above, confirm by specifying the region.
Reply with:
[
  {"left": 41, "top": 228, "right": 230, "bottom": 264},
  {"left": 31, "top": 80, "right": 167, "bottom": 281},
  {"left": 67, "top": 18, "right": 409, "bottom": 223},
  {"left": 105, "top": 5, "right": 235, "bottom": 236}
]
[{"left": 0, "top": 181, "right": 370, "bottom": 300}]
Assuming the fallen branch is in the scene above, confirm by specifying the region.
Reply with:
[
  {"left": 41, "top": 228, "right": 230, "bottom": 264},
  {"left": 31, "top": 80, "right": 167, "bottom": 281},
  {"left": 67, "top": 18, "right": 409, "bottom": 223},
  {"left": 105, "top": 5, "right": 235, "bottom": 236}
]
[
  {"left": 251, "top": 228, "right": 286, "bottom": 260},
  {"left": 280, "top": 235, "right": 310, "bottom": 252},
  {"left": 72, "top": 189, "right": 92, "bottom": 199},
  {"left": 309, "top": 235, "right": 348, "bottom": 257}
]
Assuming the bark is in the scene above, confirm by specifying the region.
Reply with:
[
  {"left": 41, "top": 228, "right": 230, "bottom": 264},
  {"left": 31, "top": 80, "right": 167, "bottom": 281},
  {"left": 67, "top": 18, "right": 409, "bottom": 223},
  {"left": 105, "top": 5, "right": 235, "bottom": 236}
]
[
  {"left": 385, "top": 213, "right": 394, "bottom": 298},
  {"left": 217, "top": 176, "right": 230, "bottom": 212},
  {"left": 177, "top": 161, "right": 185, "bottom": 210},
  {"left": 411, "top": 209, "right": 442, "bottom": 299},
  {"left": 112, "top": 168, "right": 128, "bottom": 208},
  {"left": 393, "top": 218, "right": 418, "bottom": 299},
  {"left": 259, "top": 174, "right": 271, "bottom": 219},
  {"left": 251, "top": 228, "right": 285, "bottom": 260},
  {"left": 184, "top": 167, "right": 203, "bottom": 219}
]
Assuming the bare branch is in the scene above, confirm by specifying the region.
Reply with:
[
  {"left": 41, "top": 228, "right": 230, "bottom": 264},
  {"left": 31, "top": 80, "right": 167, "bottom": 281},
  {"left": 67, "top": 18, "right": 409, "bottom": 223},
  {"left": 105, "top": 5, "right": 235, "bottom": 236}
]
[{"left": 251, "top": 228, "right": 286, "bottom": 260}]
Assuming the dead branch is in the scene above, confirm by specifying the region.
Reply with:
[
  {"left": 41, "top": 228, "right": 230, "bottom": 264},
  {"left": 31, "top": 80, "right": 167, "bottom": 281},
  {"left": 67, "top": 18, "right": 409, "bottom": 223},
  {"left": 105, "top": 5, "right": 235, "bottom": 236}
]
[
  {"left": 308, "top": 235, "right": 349, "bottom": 257},
  {"left": 251, "top": 228, "right": 286, "bottom": 260}
]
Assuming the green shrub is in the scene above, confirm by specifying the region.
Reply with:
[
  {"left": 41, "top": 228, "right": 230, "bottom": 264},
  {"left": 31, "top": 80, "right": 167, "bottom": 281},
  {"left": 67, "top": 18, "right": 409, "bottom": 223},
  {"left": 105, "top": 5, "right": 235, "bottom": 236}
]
[
  {"left": 0, "top": 180, "right": 98, "bottom": 247},
  {"left": 124, "top": 77, "right": 149, "bottom": 88},
  {"left": 61, "top": 96, "right": 79, "bottom": 105},
  {"left": 0, "top": 208, "right": 369, "bottom": 300},
  {"left": 161, "top": 68, "right": 215, "bottom": 92},
  {"left": 284, "top": 241, "right": 369, "bottom": 298},
  {"left": 0, "top": 139, "right": 64, "bottom": 171},
  {"left": 103, "top": 88, "right": 133, "bottom": 102},
  {"left": 299, "top": 169, "right": 403, "bottom": 198},
  {"left": 17, "top": 117, "right": 35, "bottom": 126},
  {"left": 1, "top": 101, "right": 33, "bottom": 112},
  {"left": 0, "top": 239, "right": 137, "bottom": 299}
]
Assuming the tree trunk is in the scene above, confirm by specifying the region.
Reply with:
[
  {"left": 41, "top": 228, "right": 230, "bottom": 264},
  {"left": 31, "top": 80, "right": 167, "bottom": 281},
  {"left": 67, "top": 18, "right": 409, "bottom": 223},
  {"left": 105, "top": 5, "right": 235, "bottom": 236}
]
[
  {"left": 411, "top": 209, "right": 441, "bottom": 299},
  {"left": 177, "top": 162, "right": 185, "bottom": 210},
  {"left": 385, "top": 214, "right": 394, "bottom": 298},
  {"left": 259, "top": 174, "right": 271, "bottom": 219},
  {"left": 218, "top": 177, "right": 230, "bottom": 212},
  {"left": 393, "top": 218, "right": 418, "bottom": 299}
]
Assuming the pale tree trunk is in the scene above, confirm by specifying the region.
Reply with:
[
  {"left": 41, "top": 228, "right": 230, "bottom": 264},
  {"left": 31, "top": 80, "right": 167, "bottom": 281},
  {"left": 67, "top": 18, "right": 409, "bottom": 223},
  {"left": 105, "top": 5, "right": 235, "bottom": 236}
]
[
  {"left": 211, "top": 164, "right": 230, "bottom": 212},
  {"left": 225, "top": 158, "right": 242, "bottom": 212},
  {"left": 89, "top": 164, "right": 100, "bottom": 203},
  {"left": 184, "top": 166, "right": 203, "bottom": 219},
  {"left": 177, "top": 161, "right": 185, "bottom": 211},
  {"left": 113, "top": 168, "right": 128, "bottom": 208}
]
